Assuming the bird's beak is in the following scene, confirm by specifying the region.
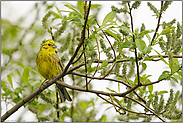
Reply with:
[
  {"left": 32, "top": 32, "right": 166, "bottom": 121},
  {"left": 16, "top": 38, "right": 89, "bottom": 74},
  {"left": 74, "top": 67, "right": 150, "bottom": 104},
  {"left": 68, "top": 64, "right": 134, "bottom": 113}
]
[{"left": 52, "top": 44, "right": 57, "bottom": 48}]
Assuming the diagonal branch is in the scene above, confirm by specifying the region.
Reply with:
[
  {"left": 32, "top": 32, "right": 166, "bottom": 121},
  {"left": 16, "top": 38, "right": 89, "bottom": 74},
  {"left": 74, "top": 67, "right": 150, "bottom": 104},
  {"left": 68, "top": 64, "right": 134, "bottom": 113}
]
[
  {"left": 125, "top": 96, "right": 165, "bottom": 122},
  {"left": 95, "top": 19, "right": 116, "bottom": 60},
  {"left": 62, "top": 1, "right": 91, "bottom": 76},
  {"left": 1, "top": 62, "right": 85, "bottom": 122},
  {"left": 149, "top": 1, "right": 164, "bottom": 46}
]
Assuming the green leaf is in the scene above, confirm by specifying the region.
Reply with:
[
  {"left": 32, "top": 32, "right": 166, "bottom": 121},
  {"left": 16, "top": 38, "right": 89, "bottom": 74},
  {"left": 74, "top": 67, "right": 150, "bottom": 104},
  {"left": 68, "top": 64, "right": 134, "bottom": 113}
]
[
  {"left": 138, "top": 30, "right": 151, "bottom": 38},
  {"left": 158, "top": 91, "right": 168, "bottom": 95},
  {"left": 22, "top": 67, "right": 29, "bottom": 84},
  {"left": 136, "top": 39, "right": 146, "bottom": 52},
  {"left": 158, "top": 71, "right": 170, "bottom": 80},
  {"left": 160, "top": 26, "right": 176, "bottom": 35},
  {"left": 171, "top": 77, "right": 179, "bottom": 83},
  {"left": 172, "top": 62, "right": 180, "bottom": 74},
  {"left": 118, "top": 82, "right": 120, "bottom": 92},
  {"left": 27, "top": 67, "right": 39, "bottom": 74},
  {"left": 88, "top": 66, "right": 97, "bottom": 74},
  {"left": 15, "top": 87, "right": 22, "bottom": 94},
  {"left": 148, "top": 84, "right": 153, "bottom": 93},
  {"left": 90, "top": 4, "right": 101, "bottom": 9},
  {"left": 64, "top": 4, "right": 83, "bottom": 19},
  {"left": 119, "top": 25, "right": 132, "bottom": 34},
  {"left": 46, "top": 3, "right": 55, "bottom": 10},
  {"left": 144, "top": 46, "right": 152, "bottom": 54},
  {"left": 154, "top": 50, "right": 168, "bottom": 65},
  {"left": 142, "top": 63, "right": 147, "bottom": 70},
  {"left": 106, "top": 87, "right": 117, "bottom": 93},
  {"left": 104, "top": 29, "right": 120, "bottom": 42},
  {"left": 2, "top": 90, "right": 13, "bottom": 96},
  {"left": 146, "top": 34, "right": 151, "bottom": 42},
  {"left": 77, "top": 1, "right": 84, "bottom": 13},
  {"left": 52, "top": 12, "right": 62, "bottom": 20},
  {"left": 7, "top": 75, "right": 13, "bottom": 88},
  {"left": 101, "top": 60, "right": 108, "bottom": 68},
  {"left": 120, "top": 41, "right": 133, "bottom": 48},
  {"left": 102, "top": 11, "right": 116, "bottom": 26}
]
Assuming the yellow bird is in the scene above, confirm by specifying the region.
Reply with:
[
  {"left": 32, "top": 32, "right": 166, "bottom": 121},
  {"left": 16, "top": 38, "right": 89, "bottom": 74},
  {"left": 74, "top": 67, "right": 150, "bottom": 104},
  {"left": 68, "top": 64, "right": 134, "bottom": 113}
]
[{"left": 36, "top": 40, "right": 72, "bottom": 102}]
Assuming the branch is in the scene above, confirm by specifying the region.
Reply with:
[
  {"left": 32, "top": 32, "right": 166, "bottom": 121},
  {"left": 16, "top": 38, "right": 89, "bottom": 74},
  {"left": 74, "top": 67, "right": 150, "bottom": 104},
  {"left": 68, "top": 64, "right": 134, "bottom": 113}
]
[
  {"left": 128, "top": 3, "right": 141, "bottom": 86},
  {"left": 102, "top": 62, "right": 116, "bottom": 79},
  {"left": 56, "top": 80, "right": 127, "bottom": 97},
  {"left": 70, "top": 71, "right": 146, "bottom": 104},
  {"left": 109, "top": 95, "right": 125, "bottom": 115},
  {"left": 83, "top": 37, "right": 101, "bottom": 88},
  {"left": 62, "top": 1, "right": 91, "bottom": 76},
  {"left": 92, "top": 55, "right": 182, "bottom": 63},
  {"left": 95, "top": 19, "right": 116, "bottom": 60},
  {"left": 142, "top": 65, "right": 182, "bottom": 86},
  {"left": 83, "top": 1, "right": 89, "bottom": 90},
  {"left": 1, "top": 62, "right": 85, "bottom": 122},
  {"left": 125, "top": 96, "right": 165, "bottom": 122},
  {"left": 72, "top": 52, "right": 84, "bottom": 64},
  {"left": 97, "top": 94, "right": 153, "bottom": 115},
  {"left": 150, "top": 1, "right": 164, "bottom": 46}
]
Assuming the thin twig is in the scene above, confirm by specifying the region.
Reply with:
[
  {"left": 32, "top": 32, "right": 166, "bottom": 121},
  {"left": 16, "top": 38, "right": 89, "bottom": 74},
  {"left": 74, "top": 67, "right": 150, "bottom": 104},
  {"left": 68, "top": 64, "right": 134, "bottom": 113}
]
[
  {"left": 95, "top": 19, "right": 116, "bottom": 60},
  {"left": 72, "top": 52, "right": 84, "bottom": 64},
  {"left": 97, "top": 94, "right": 152, "bottom": 115},
  {"left": 83, "top": 35, "right": 101, "bottom": 88},
  {"left": 93, "top": 55, "right": 182, "bottom": 63},
  {"left": 102, "top": 62, "right": 116, "bottom": 79},
  {"left": 56, "top": 88, "right": 59, "bottom": 120},
  {"left": 83, "top": 1, "right": 88, "bottom": 90},
  {"left": 127, "top": 3, "right": 141, "bottom": 86},
  {"left": 71, "top": 71, "right": 146, "bottom": 103},
  {"left": 125, "top": 96, "right": 165, "bottom": 122},
  {"left": 62, "top": 1, "right": 91, "bottom": 76},
  {"left": 109, "top": 95, "right": 125, "bottom": 115},
  {"left": 142, "top": 65, "right": 182, "bottom": 86},
  {"left": 150, "top": 1, "right": 164, "bottom": 46}
]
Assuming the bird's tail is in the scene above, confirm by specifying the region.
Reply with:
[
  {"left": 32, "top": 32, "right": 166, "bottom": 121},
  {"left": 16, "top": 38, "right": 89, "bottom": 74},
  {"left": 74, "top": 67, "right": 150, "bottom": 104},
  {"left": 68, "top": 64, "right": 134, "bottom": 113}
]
[{"left": 56, "top": 83, "right": 72, "bottom": 103}]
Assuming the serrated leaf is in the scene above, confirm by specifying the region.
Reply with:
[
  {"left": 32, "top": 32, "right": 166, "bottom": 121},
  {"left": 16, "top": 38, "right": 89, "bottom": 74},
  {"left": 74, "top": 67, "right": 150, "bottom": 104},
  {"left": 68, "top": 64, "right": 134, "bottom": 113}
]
[
  {"left": 102, "top": 11, "right": 116, "bottom": 26},
  {"left": 22, "top": 67, "right": 29, "bottom": 84},
  {"left": 136, "top": 39, "right": 146, "bottom": 52},
  {"left": 7, "top": 75, "right": 13, "bottom": 88},
  {"left": 158, "top": 91, "right": 168, "bottom": 95},
  {"left": 101, "top": 60, "right": 108, "bottom": 68}
]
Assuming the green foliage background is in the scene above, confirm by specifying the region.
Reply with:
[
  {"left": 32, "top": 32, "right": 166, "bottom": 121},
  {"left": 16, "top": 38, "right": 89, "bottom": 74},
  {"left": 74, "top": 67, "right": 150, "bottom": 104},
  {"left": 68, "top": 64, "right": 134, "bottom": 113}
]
[{"left": 1, "top": 1, "right": 182, "bottom": 122}]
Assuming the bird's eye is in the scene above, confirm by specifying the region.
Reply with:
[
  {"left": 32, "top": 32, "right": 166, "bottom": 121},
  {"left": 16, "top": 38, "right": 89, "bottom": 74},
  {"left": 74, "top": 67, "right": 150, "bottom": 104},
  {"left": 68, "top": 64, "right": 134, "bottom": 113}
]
[{"left": 48, "top": 44, "right": 51, "bottom": 46}]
